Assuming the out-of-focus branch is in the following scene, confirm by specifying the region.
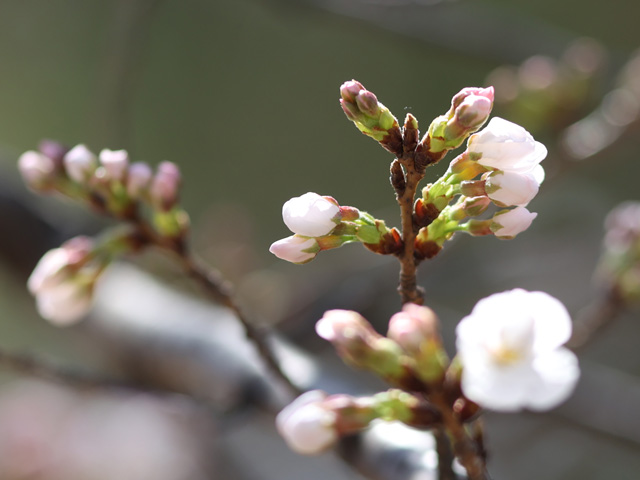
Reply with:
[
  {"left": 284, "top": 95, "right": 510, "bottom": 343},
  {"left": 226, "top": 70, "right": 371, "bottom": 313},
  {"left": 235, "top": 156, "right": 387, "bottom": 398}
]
[{"left": 567, "top": 284, "right": 625, "bottom": 351}]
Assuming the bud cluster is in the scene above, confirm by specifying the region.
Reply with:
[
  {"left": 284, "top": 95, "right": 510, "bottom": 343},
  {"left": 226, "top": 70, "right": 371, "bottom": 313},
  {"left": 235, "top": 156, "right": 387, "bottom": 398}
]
[
  {"left": 279, "top": 290, "right": 579, "bottom": 455},
  {"left": 269, "top": 192, "right": 402, "bottom": 264},
  {"left": 414, "top": 116, "right": 547, "bottom": 257},
  {"left": 276, "top": 389, "right": 440, "bottom": 455},
  {"left": 18, "top": 141, "right": 189, "bottom": 240}
]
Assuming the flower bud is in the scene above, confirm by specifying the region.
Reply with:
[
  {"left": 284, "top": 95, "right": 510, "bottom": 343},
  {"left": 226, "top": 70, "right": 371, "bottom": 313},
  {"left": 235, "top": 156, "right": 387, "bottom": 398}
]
[
  {"left": 99, "top": 149, "right": 129, "bottom": 181},
  {"left": 269, "top": 235, "right": 318, "bottom": 264},
  {"left": 491, "top": 207, "right": 537, "bottom": 239},
  {"left": 424, "top": 86, "right": 495, "bottom": 154},
  {"left": 388, "top": 303, "right": 439, "bottom": 354},
  {"left": 18, "top": 151, "right": 56, "bottom": 191},
  {"left": 340, "top": 80, "right": 403, "bottom": 155},
  {"left": 276, "top": 390, "right": 338, "bottom": 455},
  {"left": 485, "top": 169, "right": 541, "bottom": 207},
  {"left": 38, "top": 139, "right": 68, "bottom": 167},
  {"left": 63, "top": 144, "right": 97, "bottom": 183},
  {"left": 467, "top": 117, "right": 547, "bottom": 173},
  {"left": 150, "top": 161, "right": 181, "bottom": 211},
  {"left": 27, "top": 241, "right": 97, "bottom": 326},
  {"left": 126, "top": 162, "right": 153, "bottom": 198},
  {"left": 282, "top": 193, "right": 340, "bottom": 237}
]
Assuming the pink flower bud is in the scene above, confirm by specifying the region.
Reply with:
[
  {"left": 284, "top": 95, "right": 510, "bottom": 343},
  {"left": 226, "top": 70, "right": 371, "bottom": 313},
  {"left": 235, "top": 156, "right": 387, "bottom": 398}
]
[
  {"left": 150, "top": 162, "right": 181, "bottom": 210},
  {"left": 63, "top": 144, "right": 97, "bottom": 183},
  {"left": 388, "top": 303, "right": 439, "bottom": 353},
  {"left": 27, "top": 242, "right": 96, "bottom": 326},
  {"left": 99, "top": 149, "right": 129, "bottom": 181},
  {"left": 485, "top": 169, "right": 541, "bottom": 207},
  {"left": 269, "top": 235, "right": 318, "bottom": 264},
  {"left": 315, "top": 310, "right": 378, "bottom": 345},
  {"left": 339, "top": 80, "right": 365, "bottom": 103},
  {"left": 491, "top": 207, "right": 537, "bottom": 239},
  {"left": 276, "top": 390, "right": 337, "bottom": 455},
  {"left": 467, "top": 117, "right": 547, "bottom": 173},
  {"left": 18, "top": 151, "right": 56, "bottom": 190},
  {"left": 282, "top": 192, "right": 340, "bottom": 237},
  {"left": 126, "top": 162, "right": 153, "bottom": 198}
]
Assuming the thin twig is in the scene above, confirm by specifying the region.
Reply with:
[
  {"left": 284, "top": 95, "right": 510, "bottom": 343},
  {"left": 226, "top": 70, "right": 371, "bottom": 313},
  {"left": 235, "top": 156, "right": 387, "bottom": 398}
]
[
  {"left": 0, "top": 347, "right": 168, "bottom": 396},
  {"left": 129, "top": 215, "right": 301, "bottom": 397},
  {"left": 567, "top": 284, "right": 625, "bottom": 351}
]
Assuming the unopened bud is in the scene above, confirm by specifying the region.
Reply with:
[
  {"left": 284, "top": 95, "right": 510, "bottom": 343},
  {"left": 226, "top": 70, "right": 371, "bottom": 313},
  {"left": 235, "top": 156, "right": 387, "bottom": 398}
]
[
  {"left": 316, "top": 310, "right": 411, "bottom": 384},
  {"left": 126, "top": 162, "right": 153, "bottom": 198},
  {"left": 18, "top": 151, "right": 56, "bottom": 191},
  {"left": 339, "top": 79, "right": 403, "bottom": 155},
  {"left": 99, "top": 149, "right": 129, "bottom": 181},
  {"left": 38, "top": 139, "right": 68, "bottom": 167},
  {"left": 388, "top": 304, "right": 449, "bottom": 384},
  {"left": 388, "top": 303, "right": 439, "bottom": 353},
  {"left": 491, "top": 207, "right": 537, "bottom": 239},
  {"left": 276, "top": 390, "right": 338, "bottom": 455},
  {"left": 424, "top": 86, "right": 495, "bottom": 154},
  {"left": 150, "top": 161, "right": 181, "bottom": 211},
  {"left": 63, "top": 144, "right": 97, "bottom": 183}
]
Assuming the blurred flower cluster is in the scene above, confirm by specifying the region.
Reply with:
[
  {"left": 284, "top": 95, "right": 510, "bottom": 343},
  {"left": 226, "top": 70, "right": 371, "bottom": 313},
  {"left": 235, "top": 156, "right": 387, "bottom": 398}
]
[
  {"left": 278, "top": 290, "right": 579, "bottom": 454},
  {"left": 19, "top": 142, "right": 189, "bottom": 325}
]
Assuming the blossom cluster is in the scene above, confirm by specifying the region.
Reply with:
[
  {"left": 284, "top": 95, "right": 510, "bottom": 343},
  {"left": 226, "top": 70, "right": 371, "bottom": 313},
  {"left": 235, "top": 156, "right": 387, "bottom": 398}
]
[
  {"left": 19, "top": 142, "right": 189, "bottom": 325},
  {"left": 19, "top": 142, "right": 187, "bottom": 238},
  {"left": 270, "top": 192, "right": 401, "bottom": 264},
  {"left": 278, "top": 289, "right": 580, "bottom": 454}
]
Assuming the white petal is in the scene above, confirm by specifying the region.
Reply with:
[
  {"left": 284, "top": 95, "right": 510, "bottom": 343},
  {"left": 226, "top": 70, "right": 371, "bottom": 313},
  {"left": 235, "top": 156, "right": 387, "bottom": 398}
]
[
  {"left": 526, "top": 348, "right": 580, "bottom": 410},
  {"left": 269, "top": 235, "right": 317, "bottom": 264},
  {"left": 282, "top": 193, "right": 340, "bottom": 237},
  {"left": 492, "top": 207, "right": 537, "bottom": 238},
  {"left": 486, "top": 170, "right": 540, "bottom": 207}
]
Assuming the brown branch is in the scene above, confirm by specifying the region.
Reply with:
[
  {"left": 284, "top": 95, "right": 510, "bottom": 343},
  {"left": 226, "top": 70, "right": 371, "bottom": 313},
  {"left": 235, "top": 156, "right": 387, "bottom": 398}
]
[
  {"left": 0, "top": 347, "right": 170, "bottom": 397},
  {"left": 430, "top": 392, "right": 490, "bottom": 480},
  {"left": 129, "top": 216, "right": 301, "bottom": 397},
  {"left": 567, "top": 284, "right": 626, "bottom": 351}
]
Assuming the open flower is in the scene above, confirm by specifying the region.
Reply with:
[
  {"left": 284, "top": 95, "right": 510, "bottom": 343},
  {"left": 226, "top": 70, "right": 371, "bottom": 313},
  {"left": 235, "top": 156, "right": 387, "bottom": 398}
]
[
  {"left": 282, "top": 193, "right": 340, "bottom": 237},
  {"left": 276, "top": 390, "right": 337, "bottom": 455},
  {"left": 456, "top": 289, "right": 579, "bottom": 412},
  {"left": 269, "top": 235, "right": 318, "bottom": 264},
  {"left": 491, "top": 207, "right": 537, "bottom": 239},
  {"left": 468, "top": 117, "right": 547, "bottom": 173}
]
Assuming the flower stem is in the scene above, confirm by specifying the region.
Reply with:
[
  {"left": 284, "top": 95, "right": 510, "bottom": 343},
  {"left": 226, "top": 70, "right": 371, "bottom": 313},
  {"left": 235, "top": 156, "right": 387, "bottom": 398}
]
[
  {"left": 130, "top": 215, "right": 301, "bottom": 397},
  {"left": 430, "top": 392, "right": 490, "bottom": 480},
  {"left": 395, "top": 158, "right": 425, "bottom": 305}
]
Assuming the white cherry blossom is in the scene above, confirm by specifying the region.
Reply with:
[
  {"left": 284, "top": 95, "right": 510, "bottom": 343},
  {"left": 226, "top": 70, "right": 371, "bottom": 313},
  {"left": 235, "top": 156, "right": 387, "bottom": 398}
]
[
  {"left": 468, "top": 117, "right": 547, "bottom": 173},
  {"left": 456, "top": 289, "right": 579, "bottom": 412},
  {"left": 276, "top": 390, "right": 337, "bottom": 455},
  {"left": 282, "top": 192, "right": 340, "bottom": 237}
]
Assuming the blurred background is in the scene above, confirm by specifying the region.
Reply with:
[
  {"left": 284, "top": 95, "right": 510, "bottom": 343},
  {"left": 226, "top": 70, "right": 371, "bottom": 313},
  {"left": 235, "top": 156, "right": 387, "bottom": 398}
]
[{"left": 1, "top": 0, "right": 640, "bottom": 479}]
